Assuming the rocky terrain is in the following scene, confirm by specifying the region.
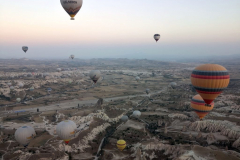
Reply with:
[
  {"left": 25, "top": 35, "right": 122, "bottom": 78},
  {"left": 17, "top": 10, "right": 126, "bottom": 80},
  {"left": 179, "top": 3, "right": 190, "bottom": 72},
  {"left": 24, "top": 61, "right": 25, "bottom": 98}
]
[{"left": 0, "top": 58, "right": 239, "bottom": 160}]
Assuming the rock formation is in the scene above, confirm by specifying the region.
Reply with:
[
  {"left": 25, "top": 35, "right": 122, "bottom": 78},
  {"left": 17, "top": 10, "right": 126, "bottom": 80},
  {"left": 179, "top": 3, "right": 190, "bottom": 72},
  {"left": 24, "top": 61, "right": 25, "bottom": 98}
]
[
  {"left": 233, "top": 137, "right": 240, "bottom": 149},
  {"left": 196, "top": 132, "right": 202, "bottom": 139},
  {"left": 189, "top": 120, "right": 240, "bottom": 140},
  {"left": 142, "top": 142, "right": 185, "bottom": 159},
  {"left": 206, "top": 132, "right": 216, "bottom": 144},
  {"left": 95, "top": 98, "right": 104, "bottom": 109}
]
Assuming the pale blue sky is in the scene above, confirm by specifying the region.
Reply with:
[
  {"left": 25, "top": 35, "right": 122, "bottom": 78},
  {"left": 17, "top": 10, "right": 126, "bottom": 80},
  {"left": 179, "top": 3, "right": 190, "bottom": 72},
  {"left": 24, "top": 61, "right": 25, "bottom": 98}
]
[{"left": 0, "top": 0, "right": 239, "bottom": 60}]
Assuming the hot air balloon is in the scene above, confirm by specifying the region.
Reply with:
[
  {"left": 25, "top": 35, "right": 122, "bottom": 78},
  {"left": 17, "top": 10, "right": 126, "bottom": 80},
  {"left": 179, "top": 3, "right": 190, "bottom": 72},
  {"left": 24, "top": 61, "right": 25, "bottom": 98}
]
[
  {"left": 89, "top": 70, "right": 101, "bottom": 83},
  {"left": 117, "top": 140, "right": 126, "bottom": 151},
  {"left": 191, "top": 64, "right": 230, "bottom": 106},
  {"left": 132, "top": 110, "right": 141, "bottom": 118},
  {"left": 10, "top": 86, "right": 15, "bottom": 90},
  {"left": 16, "top": 98, "right": 21, "bottom": 102},
  {"left": 57, "top": 68, "right": 62, "bottom": 72},
  {"left": 60, "top": 0, "right": 83, "bottom": 20},
  {"left": 135, "top": 76, "right": 140, "bottom": 82},
  {"left": 146, "top": 89, "right": 150, "bottom": 95},
  {"left": 18, "top": 82, "right": 24, "bottom": 88},
  {"left": 29, "top": 86, "right": 34, "bottom": 91},
  {"left": 15, "top": 126, "right": 36, "bottom": 147},
  {"left": 154, "top": 34, "right": 160, "bottom": 42},
  {"left": 22, "top": 46, "right": 28, "bottom": 53},
  {"left": 120, "top": 115, "right": 128, "bottom": 123},
  {"left": 191, "top": 94, "right": 214, "bottom": 120},
  {"left": 7, "top": 82, "right": 12, "bottom": 86},
  {"left": 170, "top": 82, "right": 177, "bottom": 89},
  {"left": 47, "top": 88, "right": 52, "bottom": 92},
  {"left": 70, "top": 55, "right": 75, "bottom": 59},
  {"left": 56, "top": 120, "right": 76, "bottom": 144}
]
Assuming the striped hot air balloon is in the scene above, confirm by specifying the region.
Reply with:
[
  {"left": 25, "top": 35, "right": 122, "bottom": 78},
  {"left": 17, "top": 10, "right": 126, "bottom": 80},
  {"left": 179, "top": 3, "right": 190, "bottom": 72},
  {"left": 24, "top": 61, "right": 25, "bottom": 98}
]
[
  {"left": 191, "top": 94, "right": 214, "bottom": 120},
  {"left": 191, "top": 64, "right": 230, "bottom": 106},
  {"left": 117, "top": 140, "right": 126, "bottom": 151}
]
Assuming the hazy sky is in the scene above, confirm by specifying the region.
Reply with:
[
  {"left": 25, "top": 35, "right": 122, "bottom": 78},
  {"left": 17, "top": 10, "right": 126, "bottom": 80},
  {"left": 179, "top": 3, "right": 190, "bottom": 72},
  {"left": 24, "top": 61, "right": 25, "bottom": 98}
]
[{"left": 0, "top": 0, "right": 239, "bottom": 60}]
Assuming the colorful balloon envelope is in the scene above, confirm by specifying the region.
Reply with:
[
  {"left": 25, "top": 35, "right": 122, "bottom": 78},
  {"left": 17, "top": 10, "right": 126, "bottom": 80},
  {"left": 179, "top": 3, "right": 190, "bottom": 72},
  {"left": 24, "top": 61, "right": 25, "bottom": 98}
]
[
  {"left": 117, "top": 140, "right": 126, "bottom": 151},
  {"left": 60, "top": 0, "right": 83, "bottom": 20},
  {"left": 191, "top": 94, "right": 214, "bottom": 120},
  {"left": 191, "top": 64, "right": 230, "bottom": 105}
]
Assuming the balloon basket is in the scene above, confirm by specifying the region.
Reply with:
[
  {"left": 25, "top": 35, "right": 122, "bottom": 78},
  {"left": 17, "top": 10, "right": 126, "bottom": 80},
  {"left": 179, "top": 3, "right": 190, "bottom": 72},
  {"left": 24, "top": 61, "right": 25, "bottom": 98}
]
[{"left": 205, "top": 104, "right": 211, "bottom": 107}]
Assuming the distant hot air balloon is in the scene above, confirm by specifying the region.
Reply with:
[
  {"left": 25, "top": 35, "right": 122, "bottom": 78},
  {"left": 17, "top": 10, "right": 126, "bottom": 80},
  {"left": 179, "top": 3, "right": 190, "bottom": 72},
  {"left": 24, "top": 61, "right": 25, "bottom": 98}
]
[
  {"left": 154, "top": 34, "right": 160, "bottom": 42},
  {"left": 10, "top": 86, "right": 15, "bottom": 90},
  {"left": 47, "top": 88, "right": 52, "bottom": 92},
  {"left": 15, "top": 126, "right": 36, "bottom": 147},
  {"left": 29, "top": 86, "right": 34, "bottom": 91},
  {"left": 132, "top": 110, "right": 141, "bottom": 118},
  {"left": 7, "top": 83, "right": 12, "bottom": 86},
  {"left": 170, "top": 82, "right": 177, "bottom": 89},
  {"left": 89, "top": 70, "right": 101, "bottom": 83},
  {"left": 146, "top": 89, "right": 150, "bottom": 95},
  {"left": 56, "top": 120, "right": 76, "bottom": 144},
  {"left": 120, "top": 115, "right": 128, "bottom": 123},
  {"left": 191, "top": 64, "right": 230, "bottom": 106},
  {"left": 135, "top": 76, "right": 140, "bottom": 82},
  {"left": 117, "top": 140, "right": 126, "bottom": 151},
  {"left": 22, "top": 46, "right": 28, "bottom": 53},
  {"left": 60, "top": 0, "right": 83, "bottom": 20},
  {"left": 191, "top": 94, "right": 214, "bottom": 120},
  {"left": 18, "top": 82, "right": 24, "bottom": 88},
  {"left": 57, "top": 68, "right": 62, "bottom": 72},
  {"left": 16, "top": 98, "right": 21, "bottom": 102},
  {"left": 70, "top": 55, "right": 75, "bottom": 59}
]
